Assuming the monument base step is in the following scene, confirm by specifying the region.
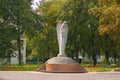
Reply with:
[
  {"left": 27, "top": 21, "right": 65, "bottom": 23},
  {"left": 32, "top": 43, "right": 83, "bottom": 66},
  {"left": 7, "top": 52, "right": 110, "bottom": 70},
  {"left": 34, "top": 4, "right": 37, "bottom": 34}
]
[{"left": 36, "top": 57, "right": 87, "bottom": 73}]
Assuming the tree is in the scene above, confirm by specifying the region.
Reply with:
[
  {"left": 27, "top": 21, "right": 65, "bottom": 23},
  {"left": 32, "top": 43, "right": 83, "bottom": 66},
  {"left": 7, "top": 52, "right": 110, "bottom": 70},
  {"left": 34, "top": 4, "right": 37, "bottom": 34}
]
[
  {"left": 89, "top": 0, "right": 120, "bottom": 43},
  {"left": 27, "top": 0, "right": 67, "bottom": 61},
  {"left": 89, "top": 0, "right": 120, "bottom": 65},
  {"left": 0, "top": 27, "right": 15, "bottom": 64},
  {"left": 0, "top": 0, "right": 42, "bottom": 65},
  {"left": 57, "top": 0, "right": 100, "bottom": 66}
]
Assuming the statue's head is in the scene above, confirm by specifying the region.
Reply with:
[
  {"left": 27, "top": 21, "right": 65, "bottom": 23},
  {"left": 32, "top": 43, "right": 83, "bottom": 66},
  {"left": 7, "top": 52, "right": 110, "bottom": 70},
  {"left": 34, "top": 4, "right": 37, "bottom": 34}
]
[
  {"left": 62, "top": 21, "right": 67, "bottom": 26},
  {"left": 57, "top": 21, "right": 68, "bottom": 28},
  {"left": 64, "top": 21, "right": 67, "bottom": 23}
]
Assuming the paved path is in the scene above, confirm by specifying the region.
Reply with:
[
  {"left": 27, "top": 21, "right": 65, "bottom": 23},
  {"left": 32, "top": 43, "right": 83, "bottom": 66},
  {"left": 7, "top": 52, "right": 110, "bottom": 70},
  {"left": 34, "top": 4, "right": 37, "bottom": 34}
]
[{"left": 0, "top": 71, "right": 120, "bottom": 80}]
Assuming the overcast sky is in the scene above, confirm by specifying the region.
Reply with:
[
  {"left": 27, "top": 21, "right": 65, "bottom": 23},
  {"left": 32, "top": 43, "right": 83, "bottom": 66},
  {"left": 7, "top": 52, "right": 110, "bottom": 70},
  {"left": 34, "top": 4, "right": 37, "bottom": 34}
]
[{"left": 31, "top": 0, "right": 40, "bottom": 10}]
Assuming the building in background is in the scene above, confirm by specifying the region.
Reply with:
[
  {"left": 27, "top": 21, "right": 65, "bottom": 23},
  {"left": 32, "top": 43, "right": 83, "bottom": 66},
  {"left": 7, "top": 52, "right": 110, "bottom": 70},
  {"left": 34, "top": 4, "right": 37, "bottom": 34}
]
[
  {"left": 11, "top": 37, "right": 26, "bottom": 64},
  {"left": 0, "top": 36, "right": 26, "bottom": 65}
]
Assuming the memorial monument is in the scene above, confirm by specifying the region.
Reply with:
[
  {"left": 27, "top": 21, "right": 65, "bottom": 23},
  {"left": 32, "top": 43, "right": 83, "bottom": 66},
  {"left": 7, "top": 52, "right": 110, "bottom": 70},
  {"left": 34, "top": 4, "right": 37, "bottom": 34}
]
[
  {"left": 36, "top": 21, "right": 87, "bottom": 73},
  {"left": 57, "top": 21, "right": 68, "bottom": 57}
]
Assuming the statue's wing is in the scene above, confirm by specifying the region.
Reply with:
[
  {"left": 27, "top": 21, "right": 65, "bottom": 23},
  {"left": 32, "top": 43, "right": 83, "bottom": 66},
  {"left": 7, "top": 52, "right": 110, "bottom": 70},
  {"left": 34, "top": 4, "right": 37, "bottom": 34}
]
[
  {"left": 56, "top": 21, "right": 62, "bottom": 45},
  {"left": 62, "top": 21, "right": 68, "bottom": 43}
]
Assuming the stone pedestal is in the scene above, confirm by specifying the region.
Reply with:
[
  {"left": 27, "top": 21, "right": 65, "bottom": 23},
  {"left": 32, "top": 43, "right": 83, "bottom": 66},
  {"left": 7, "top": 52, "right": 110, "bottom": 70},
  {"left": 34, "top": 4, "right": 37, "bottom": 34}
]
[{"left": 36, "top": 57, "right": 87, "bottom": 73}]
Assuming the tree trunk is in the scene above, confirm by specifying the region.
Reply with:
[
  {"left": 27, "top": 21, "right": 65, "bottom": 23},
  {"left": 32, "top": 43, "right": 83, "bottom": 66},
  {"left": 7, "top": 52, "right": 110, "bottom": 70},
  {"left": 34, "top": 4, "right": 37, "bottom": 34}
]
[
  {"left": 74, "top": 52, "right": 79, "bottom": 62},
  {"left": 92, "top": 53, "right": 97, "bottom": 66},
  {"left": 18, "top": 38, "right": 22, "bottom": 66},
  {"left": 105, "top": 51, "right": 110, "bottom": 65},
  {"left": 17, "top": 27, "right": 22, "bottom": 66},
  {"left": 113, "top": 53, "right": 117, "bottom": 64}
]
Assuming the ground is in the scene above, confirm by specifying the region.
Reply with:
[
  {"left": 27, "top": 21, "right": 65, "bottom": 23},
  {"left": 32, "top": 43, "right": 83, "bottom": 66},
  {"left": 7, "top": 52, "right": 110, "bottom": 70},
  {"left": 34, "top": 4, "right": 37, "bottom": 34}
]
[{"left": 0, "top": 71, "right": 120, "bottom": 80}]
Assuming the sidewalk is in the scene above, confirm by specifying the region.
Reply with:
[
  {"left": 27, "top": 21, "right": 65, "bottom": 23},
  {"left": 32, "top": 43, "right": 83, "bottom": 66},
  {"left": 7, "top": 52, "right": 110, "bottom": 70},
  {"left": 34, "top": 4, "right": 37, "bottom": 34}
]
[{"left": 0, "top": 71, "right": 120, "bottom": 80}]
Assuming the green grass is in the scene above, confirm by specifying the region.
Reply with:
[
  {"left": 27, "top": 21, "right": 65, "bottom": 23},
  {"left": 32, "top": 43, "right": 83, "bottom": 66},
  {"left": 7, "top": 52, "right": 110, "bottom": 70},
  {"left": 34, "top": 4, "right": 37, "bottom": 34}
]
[
  {"left": 85, "top": 67, "right": 114, "bottom": 72},
  {"left": 81, "top": 63, "right": 120, "bottom": 72},
  {"left": 0, "top": 64, "right": 40, "bottom": 71},
  {"left": 0, "top": 64, "right": 120, "bottom": 72},
  {"left": 84, "top": 65, "right": 120, "bottom": 72}
]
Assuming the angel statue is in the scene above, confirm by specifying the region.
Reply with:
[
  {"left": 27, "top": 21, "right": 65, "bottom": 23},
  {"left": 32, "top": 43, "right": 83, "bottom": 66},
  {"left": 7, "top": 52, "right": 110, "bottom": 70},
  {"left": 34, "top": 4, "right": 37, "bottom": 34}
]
[{"left": 56, "top": 21, "right": 68, "bottom": 57}]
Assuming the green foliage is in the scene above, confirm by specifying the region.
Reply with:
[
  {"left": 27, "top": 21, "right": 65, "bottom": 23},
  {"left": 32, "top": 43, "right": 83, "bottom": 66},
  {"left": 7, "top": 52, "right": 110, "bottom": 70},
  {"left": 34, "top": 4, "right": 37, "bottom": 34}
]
[
  {"left": 57, "top": 0, "right": 100, "bottom": 63},
  {"left": 89, "top": 0, "right": 120, "bottom": 65},
  {"left": 27, "top": 26, "right": 58, "bottom": 59},
  {"left": 0, "top": 0, "right": 120, "bottom": 67},
  {"left": 27, "top": 0, "right": 67, "bottom": 60},
  {"left": 0, "top": 0, "right": 42, "bottom": 65},
  {"left": 89, "top": 0, "right": 120, "bottom": 43}
]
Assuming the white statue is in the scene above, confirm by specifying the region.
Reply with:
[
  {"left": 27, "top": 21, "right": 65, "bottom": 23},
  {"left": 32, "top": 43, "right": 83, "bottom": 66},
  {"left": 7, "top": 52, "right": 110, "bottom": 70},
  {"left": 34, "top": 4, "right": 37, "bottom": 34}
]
[{"left": 56, "top": 21, "right": 68, "bottom": 57}]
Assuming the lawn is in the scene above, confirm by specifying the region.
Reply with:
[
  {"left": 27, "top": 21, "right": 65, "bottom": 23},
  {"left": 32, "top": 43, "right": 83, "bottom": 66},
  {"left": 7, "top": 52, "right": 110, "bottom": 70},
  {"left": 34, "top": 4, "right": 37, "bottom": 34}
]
[
  {"left": 0, "top": 64, "right": 40, "bottom": 71},
  {"left": 85, "top": 66, "right": 117, "bottom": 72},
  {"left": 0, "top": 64, "right": 120, "bottom": 72}
]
